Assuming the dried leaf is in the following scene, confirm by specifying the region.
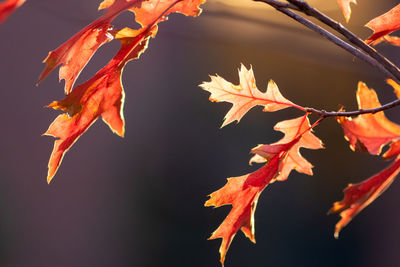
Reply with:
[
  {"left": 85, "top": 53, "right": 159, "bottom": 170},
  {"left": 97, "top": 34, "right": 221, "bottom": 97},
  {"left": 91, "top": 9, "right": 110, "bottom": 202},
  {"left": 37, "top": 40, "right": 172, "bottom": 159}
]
[
  {"left": 251, "top": 115, "right": 323, "bottom": 181},
  {"left": 329, "top": 157, "right": 400, "bottom": 238},
  {"left": 386, "top": 78, "right": 400, "bottom": 99},
  {"left": 368, "top": 35, "right": 400, "bottom": 47},
  {"left": 200, "top": 64, "right": 303, "bottom": 128},
  {"left": 366, "top": 4, "right": 400, "bottom": 45},
  {"left": 0, "top": 0, "right": 25, "bottom": 24},
  {"left": 44, "top": 0, "right": 205, "bottom": 182},
  {"left": 383, "top": 140, "right": 400, "bottom": 159},
  {"left": 336, "top": 0, "right": 357, "bottom": 23},
  {"left": 337, "top": 82, "right": 400, "bottom": 155},
  {"left": 45, "top": 26, "right": 155, "bottom": 183},
  {"left": 206, "top": 115, "right": 322, "bottom": 265}
]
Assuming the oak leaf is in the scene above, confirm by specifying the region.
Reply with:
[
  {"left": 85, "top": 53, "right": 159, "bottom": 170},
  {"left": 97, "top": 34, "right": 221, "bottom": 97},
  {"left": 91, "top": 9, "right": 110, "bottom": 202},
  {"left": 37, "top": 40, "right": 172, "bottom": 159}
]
[
  {"left": 329, "top": 157, "right": 400, "bottom": 238},
  {"left": 336, "top": 0, "right": 357, "bottom": 23},
  {"left": 250, "top": 115, "right": 324, "bottom": 181},
  {"left": 368, "top": 35, "right": 400, "bottom": 47},
  {"left": 43, "top": 0, "right": 205, "bottom": 182},
  {"left": 38, "top": 0, "right": 206, "bottom": 94},
  {"left": 0, "top": 0, "right": 25, "bottom": 24},
  {"left": 45, "top": 26, "right": 156, "bottom": 183},
  {"left": 365, "top": 4, "right": 400, "bottom": 45},
  {"left": 337, "top": 82, "right": 400, "bottom": 155},
  {"left": 200, "top": 64, "right": 303, "bottom": 128},
  {"left": 99, "top": 0, "right": 204, "bottom": 27},
  {"left": 205, "top": 115, "right": 322, "bottom": 265}
]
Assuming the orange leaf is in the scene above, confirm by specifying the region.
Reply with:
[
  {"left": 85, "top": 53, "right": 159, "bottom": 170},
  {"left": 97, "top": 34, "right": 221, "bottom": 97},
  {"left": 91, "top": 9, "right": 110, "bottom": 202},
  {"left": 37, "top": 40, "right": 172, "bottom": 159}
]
[
  {"left": 368, "top": 35, "right": 400, "bottom": 47},
  {"left": 44, "top": 0, "right": 205, "bottom": 182},
  {"left": 200, "top": 64, "right": 303, "bottom": 128},
  {"left": 38, "top": 0, "right": 206, "bottom": 94},
  {"left": 383, "top": 140, "right": 400, "bottom": 159},
  {"left": 99, "top": 0, "right": 204, "bottom": 27},
  {"left": 336, "top": 0, "right": 357, "bottom": 23},
  {"left": 337, "top": 82, "right": 400, "bottom": 155},
  {"left": 37, "top": 0, "right": 136, "bottom": 94},
  {"left": 365, "top": 4, "right": 400, "bottom": 45},
  {"left": 0, "top": 0, "right": 25, "bottom": 24},
  {"left": 251, "top": 115, "right": 324, "bottom": 181},
  {"left": 45, "top": 26, "right": 155, "bottom": 183},
  {"left": 386, "top": 78, "right": 400, "bottom": 99},
  {"left": 205, "top": 114, "right": 322, "bottom": 265},
  {"left": 329, "top": 157, "right": 400, "bottom": 238}
]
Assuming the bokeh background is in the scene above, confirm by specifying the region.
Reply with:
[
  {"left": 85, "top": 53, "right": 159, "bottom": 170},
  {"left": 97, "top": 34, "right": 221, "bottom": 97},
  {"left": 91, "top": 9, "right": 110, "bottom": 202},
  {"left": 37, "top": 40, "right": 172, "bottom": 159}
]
[{"left": 1, "top": 0, "right": 400, "bottom": 266}]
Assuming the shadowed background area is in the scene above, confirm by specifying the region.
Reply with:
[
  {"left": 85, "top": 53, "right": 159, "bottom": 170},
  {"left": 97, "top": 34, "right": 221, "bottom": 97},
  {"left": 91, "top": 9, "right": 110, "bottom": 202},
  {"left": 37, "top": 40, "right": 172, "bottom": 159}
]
[{"left": 0, "top": 0, "right": 400, "bottom": 266}]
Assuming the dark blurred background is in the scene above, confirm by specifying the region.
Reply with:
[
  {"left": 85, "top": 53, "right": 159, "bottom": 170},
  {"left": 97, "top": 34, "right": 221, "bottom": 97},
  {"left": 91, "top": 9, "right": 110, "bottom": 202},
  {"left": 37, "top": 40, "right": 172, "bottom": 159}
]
[{"left": 1, "top": 0, "right": 400, "bottom": 266}]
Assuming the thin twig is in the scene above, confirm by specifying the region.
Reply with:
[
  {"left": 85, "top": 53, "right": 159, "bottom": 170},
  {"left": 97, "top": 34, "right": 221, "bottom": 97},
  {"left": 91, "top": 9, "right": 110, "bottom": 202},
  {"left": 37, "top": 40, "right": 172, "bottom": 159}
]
[
  {"left": 253, "top": 0, "right": 299, "bottom": 10},
  {"left": 254, "top": 0, "right": 396, "bottom": 81},
  {"left": 306, "top": 97, "right": 400, "bottom": 118},
  {"left": 287, "top": 0, "right": 400, "bottom": 84},
  {"left": 255, "top": 0, "right": 400, "bottom": 118}
]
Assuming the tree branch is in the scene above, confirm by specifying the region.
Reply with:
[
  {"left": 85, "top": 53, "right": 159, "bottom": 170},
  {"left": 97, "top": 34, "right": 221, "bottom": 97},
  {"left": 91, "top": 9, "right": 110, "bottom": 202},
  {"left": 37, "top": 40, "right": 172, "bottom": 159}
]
[
  {"left": 287, "top": 0, "right": 400, "bottom": 84},
  {"left": 254, "top": 0, "right": 397, "bottom": 82},
  {"left": 305, "top": 97, "right": 400, "bottom": 118}
]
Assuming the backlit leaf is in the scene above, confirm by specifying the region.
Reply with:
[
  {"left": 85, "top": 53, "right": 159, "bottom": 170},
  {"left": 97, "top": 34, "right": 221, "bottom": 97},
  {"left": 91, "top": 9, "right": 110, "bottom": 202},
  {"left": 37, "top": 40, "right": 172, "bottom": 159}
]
[
  {"left": 365, "top": 4, "right": 400, "bottom": 45},
  {"left": 336, "top": 0, "right": 357, "bottom": 23},
  {"left": 200, "top": 64, "right": 303, "bottom": 128},
  {"left": 44, "top": 0, "right": 205, "bottom": 182},
  {"left": 205, "top": 114, "right": 323, "bottom": 265},
  {"left": 251, "top": 115, "right": 324, "bottom": 181},
  {"left": 337, "top": 82, "right": 400, "bottom": 155},
  {"left": 329, "top": 157, "right": 400, "bottom": 238},
  {"left": 0, "top": 0, "right": 25, "bottom": 24}
]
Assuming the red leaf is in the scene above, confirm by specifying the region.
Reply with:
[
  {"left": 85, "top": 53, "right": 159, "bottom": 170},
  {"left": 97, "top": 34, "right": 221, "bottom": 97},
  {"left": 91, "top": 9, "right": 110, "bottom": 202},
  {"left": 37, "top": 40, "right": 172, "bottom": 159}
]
[
  {"left": 336, "top": 0, "right": 357, "bottom": 23},
  {"left": 200, "top": 64, "right": 304, "bottom": 128},
  {"left": 0, "top": 0, "right": 25, "bottom": 24},
  {"left": 38, "top": 0, "right": 206, "bottom": 94},
  {"left": 386, "top": 78, "right": 400, "bottom": 99},
  {"left": 365, "top": 4, "right": 400, "bottom": 45},
  {"left": 37, "top": 0, "right": 137, "bottom": 94},
  {"left": 337, "top": 82, "right": 400, "bottom": 155},
  {"left": 368, "top": 35, "right": 400, "bottom": 47},
  {"left": 45, "top": 26, "right": 155, "bottom": 183},
  {"left": 329, "top": 157, "right": 400, "bottom": 238},
  {"left": 250, "top": 116, "right": 324, "bottom": 181},
  {"left": 383, "top": 140, "right": 400, "bottom": 160},
  {"left": 44, "top": 0, "right": 205, "bottom": 182},
  {"left": 99, "top": 0, "right": 204, "bottom": 27},
  {"left": 205, "top": 115, "right": 322, "bottom": 265}
]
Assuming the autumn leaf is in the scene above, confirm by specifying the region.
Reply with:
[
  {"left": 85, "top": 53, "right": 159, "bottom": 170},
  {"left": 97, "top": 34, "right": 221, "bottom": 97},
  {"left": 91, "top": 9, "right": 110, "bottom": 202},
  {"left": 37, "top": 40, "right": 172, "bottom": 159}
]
[
  {"left": 337, "top": 82, "right": 400, "bottom": 155},
  {"left": 205, "top": 115, "right": 323, "bottom": 265},
  {"left": 386, "top": 78, "right": 400, "bottom": 99},
  {"left": 365, "top": 4, "right": 400, "bottom": 45},
  {"left": 251, "top": 116, "right": 324, "bottom": 181},
  {"left": 38, "top": 0, "right": 206, "bottom": 94},
  {"left": 200, "top": 64, "right": 304, "bottom": 128},
  {"left": 368, "top": 35, "right": 400, "bottom": 47},
  {"left": 0, "top": 0, "right": 25, "bottom": 24},
  {"left": 329, "top": 157, "right": 400, "bottom": 238},
  {"left": 45, "top": 25, "right": 156, "bottom": 183},
  {"left": 336, "top": 0, "right": 357, "bottom": 23},
  {"left": 44, "top": 0, "right": 205, "bottom": 182},
  {"left": 37, "top": 0, "right": 145, "bottom": 94},
  {"left": 99, "top": 0, "right": 204, "bottom": 27},
  {"left": 383, "top": 140, "right": 400, "bottom": 159}
]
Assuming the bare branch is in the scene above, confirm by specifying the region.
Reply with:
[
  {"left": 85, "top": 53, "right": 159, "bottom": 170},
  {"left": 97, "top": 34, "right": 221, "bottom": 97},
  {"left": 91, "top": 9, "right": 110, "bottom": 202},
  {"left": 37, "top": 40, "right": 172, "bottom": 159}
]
[
  {"left": 287, "top": 0, "right": 400, "bottom": 84},
  {"left": 254, "top": 0, "right": 397, "bottom": 82},
  {"left": 306, "top": 97, "right": 400, "bottom": 118}
]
